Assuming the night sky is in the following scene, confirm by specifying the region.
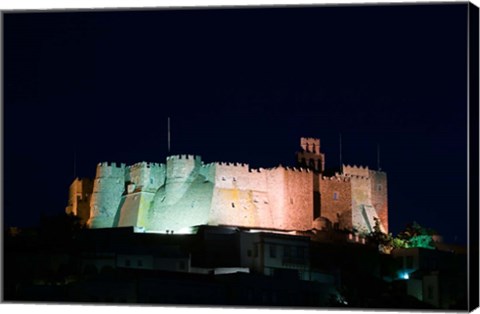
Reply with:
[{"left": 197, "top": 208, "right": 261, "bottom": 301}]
[{"left": 4, "top": 3, "right": 469, "bottom": 244}]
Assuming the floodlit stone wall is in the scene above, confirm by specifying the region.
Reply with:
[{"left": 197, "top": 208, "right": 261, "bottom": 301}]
[
  {"left": 319, "top": 175, "right": 352, "bottom": 230},
  {"left": 369, "top": 170, "right": 388, "bottom": 232},
  {"left": 281, "top": 167, "right": 313, "bottom": 230},
  {"left": 126, "top": 162, "right": 165, "bottom": 193},
  {"left": 78, "top": 138, "right": 388, "bottom": 234},
  {"left": 66, "top": 178, "right": 93, "bottom": 225},
  {"left": 211, "top": 164, "right": 272, "bottom": 229},
  {"left": 265, "top": 167, "right": 285, "bottom": 229},
  {"left": 349, "top": 174, "right": 372, "bottom": 233},
  {"left": 146, "top": 155, "right": 212, "bottom": 232},
  {"left": 88, "top": 162, "right": 126, "bottom": 228},
  {"left": 343, "top": 164, "right": 370, "bottom": 178},
  {"left": 342, "top": 165, "right": 388, "bottom": 233}
]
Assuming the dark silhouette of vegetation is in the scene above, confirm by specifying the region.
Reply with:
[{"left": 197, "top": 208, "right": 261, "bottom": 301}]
[
  {"left": 38, "top": 212, "right": 86, "bottom": 245},
  {"left": 366, "top": 217, "right": 394, "bottom": 253},
  {"left": 396, "top": 221, "right": 436, "bottom": 249},
  {"left": 366, "top": 219, "right": 437, "bottom": 252}
]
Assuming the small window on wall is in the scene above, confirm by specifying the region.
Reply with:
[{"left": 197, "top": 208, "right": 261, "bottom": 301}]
[
  {"left": 377, "top": 184, "right": 382, "bottom": 191},
  {"left": 333, "top": 192, "right": 339, "bottom": 200}
]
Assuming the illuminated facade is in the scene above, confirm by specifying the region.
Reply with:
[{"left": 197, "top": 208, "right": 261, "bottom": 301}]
[
  {"left": 66, "top": 178, "right": 93, "bottom": 224},
  {"left": 66, "top": 138, "right": 388, "bottom": 234}
]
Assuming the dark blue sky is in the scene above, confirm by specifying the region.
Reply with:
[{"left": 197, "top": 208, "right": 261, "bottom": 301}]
[{"left": 4, "top": 4, "right": 469, "bottom": 243}]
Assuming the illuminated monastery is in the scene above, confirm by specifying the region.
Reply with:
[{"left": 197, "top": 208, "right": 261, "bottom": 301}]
[{"left": 66, "top": 138, "right": 388, "bottom": 234}]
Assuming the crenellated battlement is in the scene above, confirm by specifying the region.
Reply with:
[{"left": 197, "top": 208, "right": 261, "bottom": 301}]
[
  {"left": 97, "top": 162, "right": 126, "bottom": 169},
  {"left": 343, "top": 164, "right": 369, "bottom": 170},
  {"left": 343, "top": 164, "right": 370, "bottom": 178},
  {"left": 248, "top": 167, "right": 267, "bottom": 173},
  {"left": 300, "top": 137, "right": 321, "bottom": 154},
  {"left": 96, "top": 162, "right": 126, "bottom": 178},
  {"left": 368, "top": 169, "right": 387, "bottom": 176},
  {"left": 213, "top": 161, "right": 249, "bottom": 168},
  {"left": 166, "top": 154, "right": 201, "bottom": 161},
  {"left": 343, "top": 174, "right": 370, "bottom": 180},
  {"left": 300, "top": 137, "right": 321, "bottom": 144},
  {"left": 282, "top": 166, "right": 311, "bottom": 173},
  {"left": 165, "top": 154, "right": 202, "bottom": 183},
  {"left": 128, "top": 161, "right": 165, "bottom": 170},
  {"left": 321, "top": 175, "right": 351, "bottom": 182}
]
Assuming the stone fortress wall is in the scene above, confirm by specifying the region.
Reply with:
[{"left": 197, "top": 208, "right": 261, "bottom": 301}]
[
  {"left": 66, "top": 178, "right": 93, "bottom": 224},
  {"left": 342, "top": 165, "right": 388, "bottom": 233},
  {"left": 68, "top": 138, "right": 388, "bottom": 235},
  {"left": 89, "top": 162, "right": 126, "bottom": 228},
  {"left": 369, "top": 169, "right": 388, "bottom": 232},
  {"left": 318, "top": 174, "right": 352, "bottom": 230}
]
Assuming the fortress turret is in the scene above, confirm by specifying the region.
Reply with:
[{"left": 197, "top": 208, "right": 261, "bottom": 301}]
[
  {"left": 164, "top": 155, "right": 202, "bottom": 205},
  {"left": 65, "top": 178, "right": 93, "bottom": 225},
  {"left": 341, "top": 164, "right": 388, "bottom": 233},
  {"left": 88, "top": 162, "right": 126, "bottom": 228},
  {"left": 369, "top": 169, "right": 388, "bottom": 232},
  {"left": 126, "top": 162, "right": 166, "bottom": 193}
]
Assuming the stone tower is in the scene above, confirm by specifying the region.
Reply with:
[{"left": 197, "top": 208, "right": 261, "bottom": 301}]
[
  {"left": 65, "top": 178, "right": 93, "bottom": 225},
  {"left": 88, "top": 162, "right": 126, "bottom": 228},
  {"left": 296, "top": 138, "right": 325, "bottom": 222},
  {"left": 116, "top": 162, "right": 166, "bottom": 228},
  {"left": 296, "top": 137, "right": 325, "bottom": 173}
]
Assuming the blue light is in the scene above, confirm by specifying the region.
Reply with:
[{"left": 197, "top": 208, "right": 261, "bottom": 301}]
[{"left": 401, "top": 272, "right": 410, "bottom": 280}]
